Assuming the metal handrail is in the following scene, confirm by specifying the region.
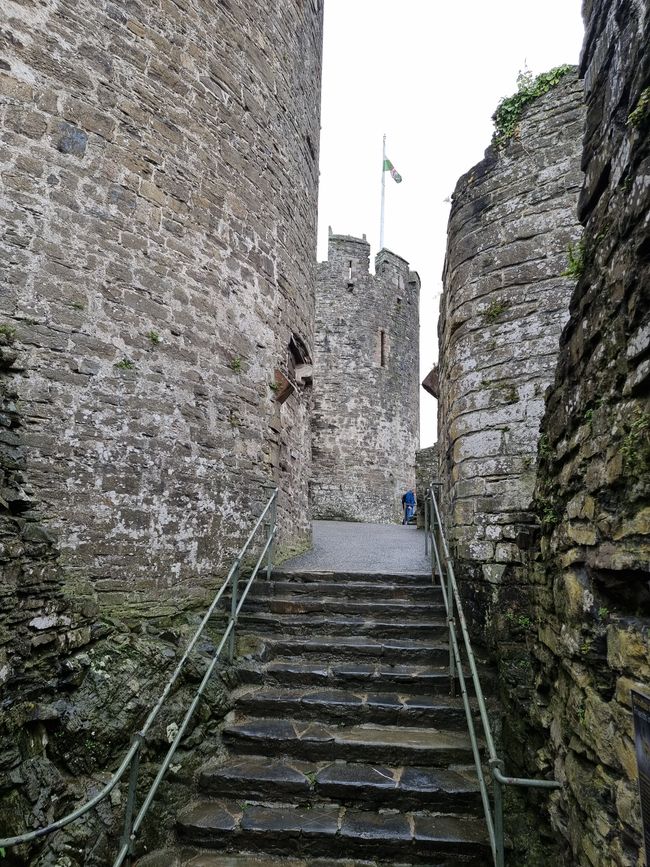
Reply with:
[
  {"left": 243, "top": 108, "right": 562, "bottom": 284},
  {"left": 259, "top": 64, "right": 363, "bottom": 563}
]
[
  {"left": 424, "top": 485, "right": 560, "bottom": 867},
  {"left": 1, "top": 487, "right": 279, "bottom": 866}
]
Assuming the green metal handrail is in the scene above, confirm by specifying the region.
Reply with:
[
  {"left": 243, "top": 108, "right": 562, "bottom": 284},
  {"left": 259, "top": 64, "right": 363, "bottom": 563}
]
[
  {"left": 424, "top": 485, "right": 560, "bottom": 867},
  {"left": 0, "top": 487, "right": 279, "bottom": 866}
]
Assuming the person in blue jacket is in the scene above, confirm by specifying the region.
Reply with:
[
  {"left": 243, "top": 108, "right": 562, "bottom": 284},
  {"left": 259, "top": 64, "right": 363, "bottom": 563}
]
[{"left": 401, "top": 489, "right": 416, "bottom": 525}]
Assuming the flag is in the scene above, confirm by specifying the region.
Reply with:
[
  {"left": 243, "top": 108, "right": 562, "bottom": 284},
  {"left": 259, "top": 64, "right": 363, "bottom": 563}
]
[{"left": 383, "top": 158, "right": 402, "bottom": 183}]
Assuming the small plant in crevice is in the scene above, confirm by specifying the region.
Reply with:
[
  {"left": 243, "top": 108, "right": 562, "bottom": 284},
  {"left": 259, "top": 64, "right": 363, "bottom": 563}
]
[
  {"left": 0, "top": 324, "right": 16, "bottom": 341},
  {"left": 484, "top": 299, "right": 510, "bottom": 323},
  {"left": 627, "top": 87, "right": 650, "bottom": 128},
  {"left": 539, "top": 434, "right": 553, "bottom": 460},
  {"left": 114, "top": 358, "right": 135, "bottom": 370},
  {"left": 537, "top": 496, "right": 558, "bottom": 527},
  {"left": 562, "top": 239, "right": 586, "bottom": 278},
  {"left": 229, "top": 356, "right": 243, "bottom": 373},
  {"left": 269, "top": 381, "right": 280, "bottom": 392},
  {"left": 620, "top": 409, "right": 650, "bottom": 474},
  {"left": 147, "top": 330, "right": 161, "bottom": 345},
  {"left": 598, "top": 606, "right": 609, "bottom": 620}
]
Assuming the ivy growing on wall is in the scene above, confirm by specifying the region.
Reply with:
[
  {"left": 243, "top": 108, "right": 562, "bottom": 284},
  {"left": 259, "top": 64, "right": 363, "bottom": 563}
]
[{"left": 492, "top": 65, "right": 574, "bottom": 148}]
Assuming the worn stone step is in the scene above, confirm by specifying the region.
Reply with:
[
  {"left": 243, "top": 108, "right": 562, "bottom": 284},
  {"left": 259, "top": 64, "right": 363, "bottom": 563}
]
[
  {"left": 272, "top": 570, "right": 433, "bottom": 587},
  {"left": 199, "top": 756, "right": 481, "bottom": 813},
  {"left": 240, "top": 596, "right": 444, "bottom": 618},
  {"left": 140, "top": 852, "right": 483, "bottom": 867},
  {"left": 252, "top": 579, "right": 441, "bottom": 602},
  {"left": 136, "top": 850, "right": 412, "bottom": 867},
  {"left": 236, "top": 612, "right": 448, "bottom": 640},
  {"left": 177, "top": 799, "right": 488, "bottom": 861},
  {"left": 237, "top": 659, "right": 488, "bottom": 695},
  {"left": 234, "top": 687, "right": 470, "bottom": 729},
  {"left": 261, "top": 637, "right": 449, "bottom": 665},
  {"left": 222, "top": 718, "right": 475, "bottom": 766}
]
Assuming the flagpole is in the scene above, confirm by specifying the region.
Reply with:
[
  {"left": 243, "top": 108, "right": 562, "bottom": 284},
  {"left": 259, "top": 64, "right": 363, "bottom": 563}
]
[{"left": 379, "top": 133, "right": 386, "bottom": 251}]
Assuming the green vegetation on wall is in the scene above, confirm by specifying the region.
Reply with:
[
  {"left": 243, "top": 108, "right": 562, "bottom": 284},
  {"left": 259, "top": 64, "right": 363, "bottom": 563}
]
[{"left": 492, "top": 65, "right": 574, "bottom": 148}]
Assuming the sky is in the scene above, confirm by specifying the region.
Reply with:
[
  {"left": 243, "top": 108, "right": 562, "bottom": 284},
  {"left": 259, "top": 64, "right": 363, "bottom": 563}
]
[{"left": 316, "top": 0, "right": 585, "bottom": 447}]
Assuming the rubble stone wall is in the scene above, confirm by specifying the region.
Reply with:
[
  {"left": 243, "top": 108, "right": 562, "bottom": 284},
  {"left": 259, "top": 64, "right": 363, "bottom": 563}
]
[
  {"left": 311, "top": 234, "right": 420, "bottom": 524},
  {"left": 525, "top": 1, "right": 650, "bottom": 862}
]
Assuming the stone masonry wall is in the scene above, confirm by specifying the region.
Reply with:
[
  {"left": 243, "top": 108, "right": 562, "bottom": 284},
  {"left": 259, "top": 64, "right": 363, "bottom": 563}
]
[
  {"left": 415, "top": 444, "right": 439, "bottom": 529},
  {"left": 0, "top": 0, "right": 323, "bottom": 861},
  {"left": 311, "top": 233, "right": 420, "bottom": 524},
  {"left": 437, "top": 71, "right": 585, "bottom": 632},
  {"left": 521, "top": 1, "right": 649, "bottom": 862},
  {"left": 0, "top": 0, "right": 322, "bottom": 605}
]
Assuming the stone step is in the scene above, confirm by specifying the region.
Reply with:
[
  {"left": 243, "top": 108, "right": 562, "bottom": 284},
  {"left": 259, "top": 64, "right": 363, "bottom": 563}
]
[
  {"left": 236, "top": 612, "right": 448, "bottom": 639},
  {"left": 237, "top": 658, "right": 487, "bottom": 695},
  {"left": 234, "top": 687, "right": 471, "bottom": 729},
  {"left": 251, "top": 579, "right": 441, "bottom": 602},
  {"left": 199, "top": 756, "right": 481, "bottom": 813},
  {"left": 240, "top": 596, "right": 444, "bottom": 618},
  {"left": 272, "top": 570, "right": 434, "bottom": 587},
  {"left": 139, "top": 851, "right": 484, "bottom": 867},
  {"left": 177, "top": 799, "right": 488, "bottom": 862},
  {"left": 222, "top": 718, "right": 475, "bottom": 766},
  {"left": 260, "top": 637, "right": 449, "bottom": 665}
]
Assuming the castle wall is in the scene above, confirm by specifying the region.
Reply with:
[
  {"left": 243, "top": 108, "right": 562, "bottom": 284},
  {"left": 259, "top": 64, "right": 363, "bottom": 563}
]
[
  {"left": 437, "top": 70, "right": 585, "bottom": 630},
  {"left": 0, "top": 0, "right": 323, "bottom": 859},
  {"left": 0, "top": 0, "right": 322, "bottom": 608},
  {"left": 525, "top": 1, "right": 650, "bottom": 860},
  {"left": 436, "top": 20, "right": 649, "bottom": 863},
  {"left": 311, "top": 234, "right": 419, "bottom": 524}
]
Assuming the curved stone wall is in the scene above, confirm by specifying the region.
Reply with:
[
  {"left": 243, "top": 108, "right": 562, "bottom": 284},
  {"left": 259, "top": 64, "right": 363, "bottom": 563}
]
[
  {"left": 437, "top": 71, "right": 585, "bottom": 619},
  {"left": 312, "top": 233, "right": 420, "bottom": 524},
  {"left": 0, "top": 0, "right": 323, "bottom": 611}
]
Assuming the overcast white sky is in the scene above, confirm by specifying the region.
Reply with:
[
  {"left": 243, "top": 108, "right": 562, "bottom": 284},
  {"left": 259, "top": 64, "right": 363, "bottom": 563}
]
[{"left": 316, "top": 0, "right": 585, "bottom": 447}]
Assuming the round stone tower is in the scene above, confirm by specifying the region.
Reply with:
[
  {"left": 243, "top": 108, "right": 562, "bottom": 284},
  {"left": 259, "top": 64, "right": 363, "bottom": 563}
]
[{"left": 311, "top": 231, "right": 420, "bottom": 523}]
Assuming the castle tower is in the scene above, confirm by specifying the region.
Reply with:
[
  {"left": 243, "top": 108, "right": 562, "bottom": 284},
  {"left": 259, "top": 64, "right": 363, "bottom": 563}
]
[{"left": 311, "top": 232, "right": 420, "bottom": 523}]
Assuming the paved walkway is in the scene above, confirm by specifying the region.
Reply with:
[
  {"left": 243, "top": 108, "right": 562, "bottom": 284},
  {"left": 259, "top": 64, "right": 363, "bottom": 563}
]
[{"left": 280, "top": 520, "right": 430, "bottom": 575}]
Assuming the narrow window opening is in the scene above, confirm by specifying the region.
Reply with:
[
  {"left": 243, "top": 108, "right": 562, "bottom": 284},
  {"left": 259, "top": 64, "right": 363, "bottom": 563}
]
[
  {"left": 380, "top": 330, "right": 386, "bottom": 367},
  {"left": 348, "top": 260, "right": 353, "bottom": 280}
]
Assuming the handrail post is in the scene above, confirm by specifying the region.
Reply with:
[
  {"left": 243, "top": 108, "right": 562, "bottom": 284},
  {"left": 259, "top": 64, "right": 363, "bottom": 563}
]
[
  {"left": 120, "top": 734, "right": 143, "bottom": 866},
  {"left": 424, "top": 496, "right": 429, "bottom": 556},
  {"left": 267, "top": 491, "right": 277, "bottom": 580},
  {"left": 432, "top": 486, "right": 456, "bottom": 697},
  {"left": 228, "top": 559, "right": 240, "bottom": 661},
  {"left": 492, "top": 759, "right": 506, "bottom": 867}
]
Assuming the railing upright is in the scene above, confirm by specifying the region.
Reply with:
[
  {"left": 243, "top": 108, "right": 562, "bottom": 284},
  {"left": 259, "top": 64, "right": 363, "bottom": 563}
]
[
  {"left": 228, "top": 558, "right": 240, "bottom": 662},
  {"left": 424, "top": 485, "right": 561, "bottom": 867},
  {"left": 119, "top": 734, "right": 142, "bottom": 866}
]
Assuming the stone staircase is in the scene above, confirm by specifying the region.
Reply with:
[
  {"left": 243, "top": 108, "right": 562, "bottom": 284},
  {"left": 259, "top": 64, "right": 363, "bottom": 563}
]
[{"left": 140, "top": 570, "right": 491, "bottom": 867}]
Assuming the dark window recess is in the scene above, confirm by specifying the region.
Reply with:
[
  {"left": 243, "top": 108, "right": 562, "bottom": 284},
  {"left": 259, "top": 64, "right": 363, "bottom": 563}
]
[
  {"left": 288, "top": 334, "right": 312, "bottom": 386},
  {"left": 380, "top": 330, "right": 386, "bottom": 367}
]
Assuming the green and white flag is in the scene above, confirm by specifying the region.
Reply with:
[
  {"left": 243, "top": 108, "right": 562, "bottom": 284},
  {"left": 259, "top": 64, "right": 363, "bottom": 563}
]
[{"left": 383, "top": 158, "right": 402, "bottom": 183}]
